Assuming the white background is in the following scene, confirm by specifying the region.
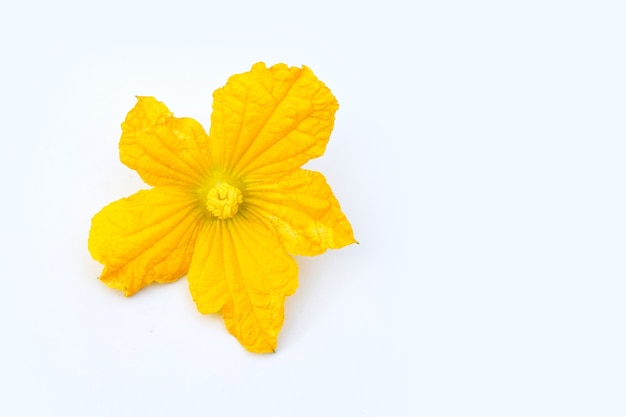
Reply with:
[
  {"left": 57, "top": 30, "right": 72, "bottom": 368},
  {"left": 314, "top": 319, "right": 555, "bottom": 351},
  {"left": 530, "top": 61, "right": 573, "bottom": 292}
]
[{"left": 1, "top": 1, "right": 625, "bottom": 416}]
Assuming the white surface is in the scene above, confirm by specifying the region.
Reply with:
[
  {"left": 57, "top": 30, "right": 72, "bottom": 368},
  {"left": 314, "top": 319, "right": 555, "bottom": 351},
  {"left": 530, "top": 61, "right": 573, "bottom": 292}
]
[{"left": 1, "top": 1, "right": 625, "bottom": 416}]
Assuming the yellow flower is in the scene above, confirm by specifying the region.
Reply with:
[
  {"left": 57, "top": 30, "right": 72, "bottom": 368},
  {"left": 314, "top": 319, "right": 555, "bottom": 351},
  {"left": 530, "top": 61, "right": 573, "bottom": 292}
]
[{"left": 88, "top": 62, "right": 356, "bottom": 353}]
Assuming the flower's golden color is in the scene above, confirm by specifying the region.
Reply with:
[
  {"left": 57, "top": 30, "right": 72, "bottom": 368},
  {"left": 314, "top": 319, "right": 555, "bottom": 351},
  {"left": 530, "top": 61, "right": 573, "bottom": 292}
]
[{"left": 88, "top": 62, "right": 355, "bottom": 352}]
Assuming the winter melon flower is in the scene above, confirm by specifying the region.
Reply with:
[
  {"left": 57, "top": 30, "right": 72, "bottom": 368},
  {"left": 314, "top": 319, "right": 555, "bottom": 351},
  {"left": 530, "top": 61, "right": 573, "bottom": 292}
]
[{"left": 88, "top": 62, "right": 356, "bottom": 353}]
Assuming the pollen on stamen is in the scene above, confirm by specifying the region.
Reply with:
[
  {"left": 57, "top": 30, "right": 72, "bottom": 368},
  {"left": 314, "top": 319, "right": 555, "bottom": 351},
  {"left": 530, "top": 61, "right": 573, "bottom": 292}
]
[{"left": 205, "top": 182, "right": 243, "bottom": 219}]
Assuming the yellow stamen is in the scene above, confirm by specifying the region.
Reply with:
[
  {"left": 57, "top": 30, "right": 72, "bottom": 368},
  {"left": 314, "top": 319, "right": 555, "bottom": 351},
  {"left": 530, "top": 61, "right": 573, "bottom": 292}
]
[{"left": 205, "top": 183, "right": 243, "bottom": 219}]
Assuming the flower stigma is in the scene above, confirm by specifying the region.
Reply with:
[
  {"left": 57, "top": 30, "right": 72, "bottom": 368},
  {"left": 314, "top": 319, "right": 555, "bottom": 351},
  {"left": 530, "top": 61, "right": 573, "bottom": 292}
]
[{"left": 205, "top": 182, "right": 243, "bottom": 219}]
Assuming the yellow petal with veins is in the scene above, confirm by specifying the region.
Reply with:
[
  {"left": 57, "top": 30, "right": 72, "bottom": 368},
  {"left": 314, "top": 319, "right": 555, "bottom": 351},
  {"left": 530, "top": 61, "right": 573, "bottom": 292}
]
[
  {"left": 245, "top": 169, "right": 356, "bottom": 255},
  {"left": 88, "top": 187, "right": 201, "bottom": 296},
  {"left": 209, "top": 62, "right": 338, "bottom": 177},
  {"left": 120, "top": 96, "right": 211, "bottom": 187},
  {"left": 186, "top": 220, "right": 228, "bottom": 314},
  {"left": 188, "top": 214, "right": 298, "bottom": 353}
]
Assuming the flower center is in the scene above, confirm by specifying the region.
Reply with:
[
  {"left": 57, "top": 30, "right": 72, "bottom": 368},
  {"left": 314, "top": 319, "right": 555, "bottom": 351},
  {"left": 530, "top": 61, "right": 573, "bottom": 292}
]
[{"left": 205, "top": 182, "right": 243, "bottom": 219}]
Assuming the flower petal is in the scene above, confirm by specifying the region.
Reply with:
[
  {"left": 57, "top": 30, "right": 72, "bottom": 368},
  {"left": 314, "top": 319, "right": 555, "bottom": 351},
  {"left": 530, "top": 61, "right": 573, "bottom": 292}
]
[
  {"left": 245, "top": 169, "right": 356, "bottom": 256},
  {"left": 188, "top": 214, "right": 298, "bottom": 353},
  {"left": 120, "top": 96, "right": 211, "bottom": 186},
  {"left": 209, "top": 62, "right": 339, "bottom": 177},
  {"left": 186, "top": 220, "right": 228, "bottom": 314},
  {"left": 88, "top": 187, "right": 202, "bottom": 296}
]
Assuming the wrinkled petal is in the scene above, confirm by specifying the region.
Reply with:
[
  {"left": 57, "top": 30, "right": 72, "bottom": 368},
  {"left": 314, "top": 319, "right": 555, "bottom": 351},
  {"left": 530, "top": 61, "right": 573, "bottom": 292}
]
[
  {"left": 186, "top": 220, "right": 228, "bottom": 313},
  {"left": 120, "top": 96, "right": 211, "bottom": 187},
  {"left": 209, "top": 62, "right": 338, "bottom": 177},
  {"left": 245, "top": 170, "right": 356, "bottom": 256},
  {"left": 188, "top": 214, "right": 298, "bottom": 353},
  {"left": 88, "top": 187, "right": 202, "bottom": 296}
]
